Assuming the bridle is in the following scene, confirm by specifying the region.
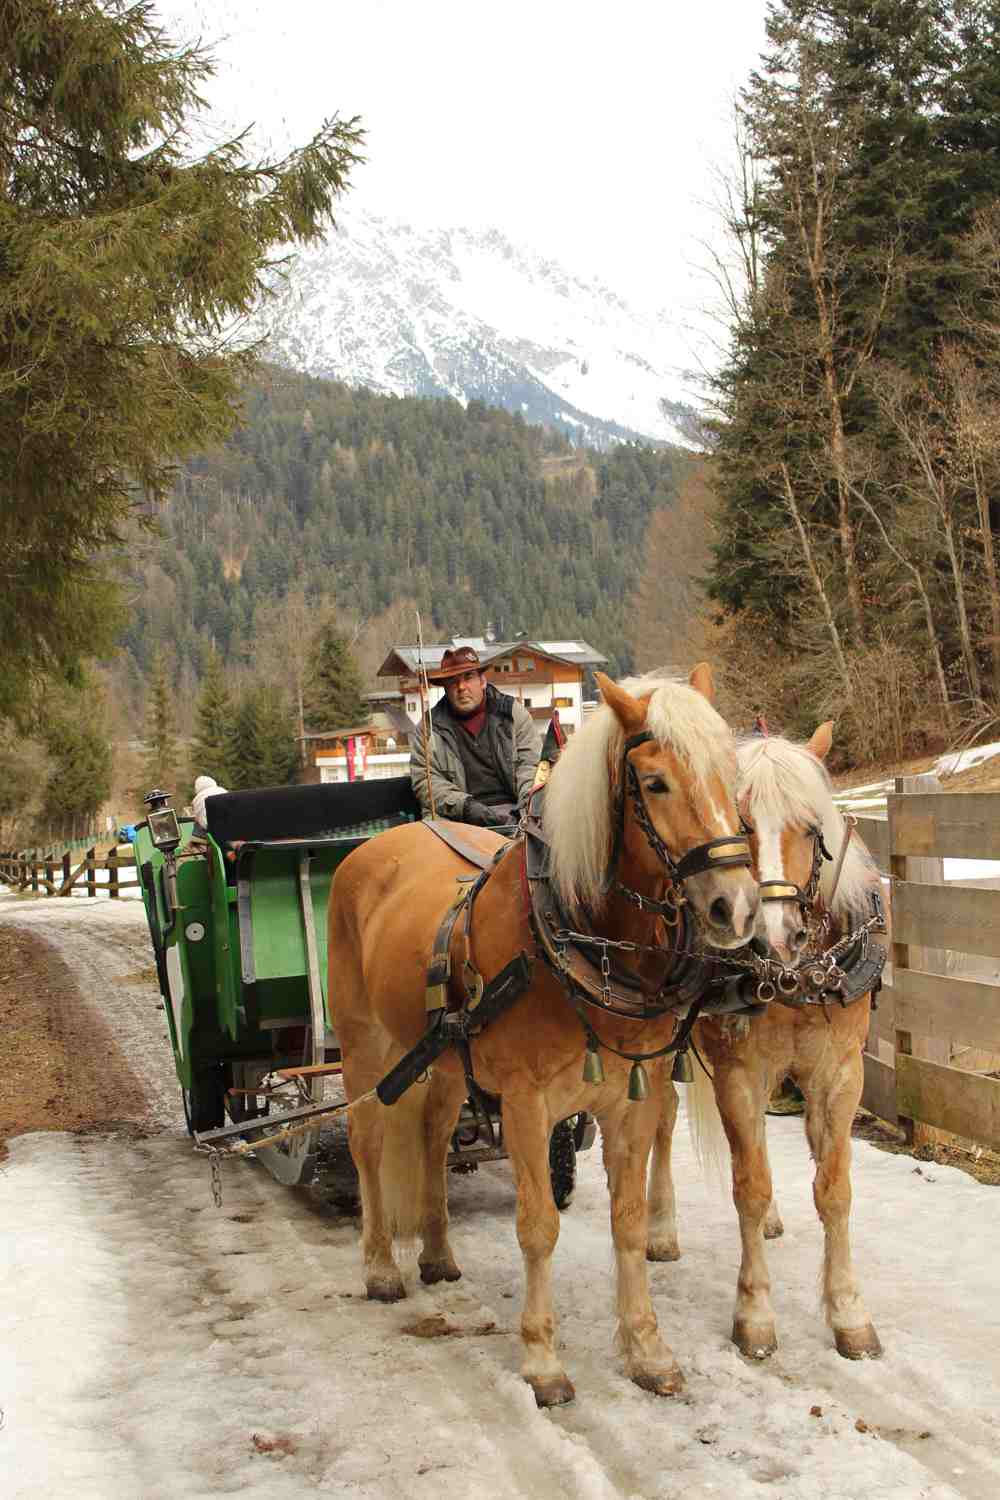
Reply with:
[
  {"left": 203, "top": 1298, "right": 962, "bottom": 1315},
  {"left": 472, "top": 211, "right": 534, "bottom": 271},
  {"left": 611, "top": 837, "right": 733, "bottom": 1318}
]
[
  {"left": 607, "top": 729, "right": 753, "bottom": 917},
  {"left": 752, "top": 821, "right": 832, "bottom": 914}
]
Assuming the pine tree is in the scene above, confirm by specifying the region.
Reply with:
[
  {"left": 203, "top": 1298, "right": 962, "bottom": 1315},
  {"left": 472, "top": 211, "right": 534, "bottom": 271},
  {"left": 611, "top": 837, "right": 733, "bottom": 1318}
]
[
  {"left": 36, "top": 683, "right": 113, "bottom": 839},
  {"left": 187, "top": 650, "right": 234, "bottom": 791},
  {"left": 143, "top": 654, "right": 178, "bottom": 793},
  {"left": 303, "top": 623, "right": 370, "bottom": 731},
  {"left": 0, "top": 0, "right": 363, "bottom": 722},
  {"left": 227, "top": 684, "right": 298, "bottom": 789}
]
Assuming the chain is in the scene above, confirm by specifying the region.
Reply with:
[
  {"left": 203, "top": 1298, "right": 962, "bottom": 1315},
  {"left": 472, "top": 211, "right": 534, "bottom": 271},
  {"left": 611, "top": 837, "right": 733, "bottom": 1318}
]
[{"left": 210, "top": 1152, "right": 223, "bottom": 1207}]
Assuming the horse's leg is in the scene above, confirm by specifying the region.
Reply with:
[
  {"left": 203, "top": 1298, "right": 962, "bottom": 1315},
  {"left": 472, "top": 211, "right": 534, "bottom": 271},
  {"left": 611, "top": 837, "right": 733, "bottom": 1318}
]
[
  {"left": 503, "top": 1091, "right": 574, "bottom": 1407},
  {"left": 763, "top": 1194, "right": 785, "bottom": 1240},
  {"left": 418, "top": 1067, "right": 466, "bottom": 1285},
  {"left": 646, "top": 1080, "right": 681, "bottom": 1262},
  {"left": 801, "top": 1039, "right": 882, "bottom": 1359},
  {"left": 341, "top": 1019, "right": 408, "bottom": 1303},
  {"left": 760, "top": 1115, "right": 784, "bottom": 1239},
  {"left": 603, "top": 1096, "right": 684, "bottom": 1394},
  {"left": 714, "top": 1060, "right": 778, "bottom": 1358}
]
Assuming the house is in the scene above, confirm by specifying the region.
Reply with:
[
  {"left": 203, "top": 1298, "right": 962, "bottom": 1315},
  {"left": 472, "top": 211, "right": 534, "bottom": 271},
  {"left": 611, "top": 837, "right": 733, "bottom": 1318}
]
[
  {"left": 372, "top": 636, "right": 608, "bottom": 737},
  {"left": 302, "top": 707, "right": 413, "bottom": 785}
]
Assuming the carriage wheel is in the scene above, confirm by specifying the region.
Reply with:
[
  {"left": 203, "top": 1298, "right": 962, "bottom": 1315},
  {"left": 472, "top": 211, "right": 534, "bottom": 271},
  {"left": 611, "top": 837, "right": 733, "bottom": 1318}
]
[
  {"left": 182, "top": 1065, "right": 226, "bottom": 1136},
  {"left": 549, "top": 1118, "right": 577, "bottom": 1210}
]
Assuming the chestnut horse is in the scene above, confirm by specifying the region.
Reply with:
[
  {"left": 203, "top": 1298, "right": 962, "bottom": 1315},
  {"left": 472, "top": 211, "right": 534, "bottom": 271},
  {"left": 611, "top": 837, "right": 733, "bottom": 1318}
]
[
  {"left": 648, "top": 722, "right": 885, "bottom": 1360},
  {"left": 327, "top": 667, "right": 759, "bottom": 1405}
]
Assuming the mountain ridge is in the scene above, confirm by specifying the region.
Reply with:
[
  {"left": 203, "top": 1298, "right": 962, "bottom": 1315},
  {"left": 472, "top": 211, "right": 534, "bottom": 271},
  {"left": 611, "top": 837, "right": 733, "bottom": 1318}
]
[{"left": 256, "top": 208, "right": 699, "bottom": 451}]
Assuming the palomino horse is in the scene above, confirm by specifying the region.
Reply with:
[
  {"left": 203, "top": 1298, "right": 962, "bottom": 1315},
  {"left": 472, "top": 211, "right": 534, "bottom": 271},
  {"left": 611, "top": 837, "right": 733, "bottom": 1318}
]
[
  {"left": 648, "top": 722, "right": 885, "bottom": 1361},
  {"left": 327, "top": 667, "right": 759, "bottom": 1405}
]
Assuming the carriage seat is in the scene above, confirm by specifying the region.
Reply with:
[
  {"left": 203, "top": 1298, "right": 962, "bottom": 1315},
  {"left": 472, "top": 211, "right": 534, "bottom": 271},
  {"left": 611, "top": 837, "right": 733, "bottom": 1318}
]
[{"left": 204, "top": 776, "right": 421, "bottom": 845}]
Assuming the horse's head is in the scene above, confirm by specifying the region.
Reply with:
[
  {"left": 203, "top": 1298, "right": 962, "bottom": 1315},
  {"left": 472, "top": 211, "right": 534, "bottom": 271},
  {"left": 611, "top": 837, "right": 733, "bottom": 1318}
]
[
  {"left": 737, "top": 721, "right": 877, "bottom": 963},
  {"left": 544, "top": 663, "right": 758, "bottom": 949}
]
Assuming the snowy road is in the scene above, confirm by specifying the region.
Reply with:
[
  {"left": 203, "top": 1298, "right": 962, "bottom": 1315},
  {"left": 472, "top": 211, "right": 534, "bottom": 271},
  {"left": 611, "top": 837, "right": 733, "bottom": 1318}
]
[{"left": 3, "top": 899, "right": 1000, "bottom": 1499}]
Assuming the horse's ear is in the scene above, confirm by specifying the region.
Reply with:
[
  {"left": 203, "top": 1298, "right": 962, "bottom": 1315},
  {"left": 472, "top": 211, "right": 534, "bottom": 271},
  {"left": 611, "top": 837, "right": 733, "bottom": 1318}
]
[
  {"left": 807, "top": 721, "right": 834, "bottom": 761},
  {"left": 689, "top": 662, "right": 715, "bottom": 702},
  {"left": 595, "top": 671, "right": 648, "bottom": 734}
]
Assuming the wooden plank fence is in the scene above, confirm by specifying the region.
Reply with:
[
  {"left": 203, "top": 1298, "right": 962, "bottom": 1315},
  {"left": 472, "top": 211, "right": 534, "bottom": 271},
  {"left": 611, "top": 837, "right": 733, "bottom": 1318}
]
[
  {"left": 859, "top": 781, "right": 1000, "bottom": 1152},
  {"left": 0, "top": 844, "right": 138, "bottom": 898}
]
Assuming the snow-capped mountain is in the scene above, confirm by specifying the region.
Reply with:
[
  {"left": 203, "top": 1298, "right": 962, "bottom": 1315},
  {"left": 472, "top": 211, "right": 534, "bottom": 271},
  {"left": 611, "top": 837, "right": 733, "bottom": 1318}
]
[{"left": 257, "top": 209, "right": 699, "bottom": 449}]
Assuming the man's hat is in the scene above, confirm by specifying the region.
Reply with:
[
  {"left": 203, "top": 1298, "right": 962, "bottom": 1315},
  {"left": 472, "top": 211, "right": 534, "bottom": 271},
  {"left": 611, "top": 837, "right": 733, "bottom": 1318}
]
[{"left": 426, "top": 646, "right": 484, "bottom": 685}]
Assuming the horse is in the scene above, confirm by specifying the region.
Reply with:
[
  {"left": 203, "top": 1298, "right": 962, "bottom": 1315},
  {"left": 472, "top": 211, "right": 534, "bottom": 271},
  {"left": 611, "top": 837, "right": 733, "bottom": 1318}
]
[
  {"left": 327, "top": 666, "right": 759, "bottom": 1406},
  {"left": 647, "top": 721, "right": 885, "bottom": 1361}
]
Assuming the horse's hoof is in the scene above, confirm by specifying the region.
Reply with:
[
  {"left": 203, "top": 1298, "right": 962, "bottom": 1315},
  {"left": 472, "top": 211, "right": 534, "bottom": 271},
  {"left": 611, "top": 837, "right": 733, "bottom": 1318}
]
[
  {"left": 527, "top": 1373, "right": 576, "bottom": 1408},
  {"left": 646, "top": 1240, "right": 682, "bottom": 1263},
  {"left": 835, "top": 1324, "right": 883, "bottom": 1360},
  {"left": 631, "top": 1364, "right": 685, "bottom": 1397},
  {"left": 733, "top": 1319, "right": 778, "bottom": 1359},
  {"left": 763, "top": 1220, "right": 784, "bottom": 1240},
  {"left": 366, "top": 1276, "right": 406, "bottom": 1303},
  {"left": 419, "top": 1259, "right": 462, "bottom": 1285}
]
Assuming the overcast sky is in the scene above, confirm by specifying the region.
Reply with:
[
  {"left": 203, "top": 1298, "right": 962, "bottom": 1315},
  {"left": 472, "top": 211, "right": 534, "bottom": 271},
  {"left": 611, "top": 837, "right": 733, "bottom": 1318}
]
[{"left": 156, "top": 0, "right": 770, "bottom": 367}]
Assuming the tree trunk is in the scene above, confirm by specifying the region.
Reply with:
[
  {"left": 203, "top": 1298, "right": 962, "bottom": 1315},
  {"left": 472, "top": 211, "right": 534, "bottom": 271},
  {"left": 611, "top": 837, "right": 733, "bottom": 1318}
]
[
  {"left": 971, "top": 455, "right": 1000, "bottom": 701},
  {"left": 779, "top": 464, "right": 852, "bottom": 694},
  {"left": 824, "top": 361, "right": 866, "bottom": 640},
  {"left": 941, "top": 511, "right": 982, "bottom": 705}
]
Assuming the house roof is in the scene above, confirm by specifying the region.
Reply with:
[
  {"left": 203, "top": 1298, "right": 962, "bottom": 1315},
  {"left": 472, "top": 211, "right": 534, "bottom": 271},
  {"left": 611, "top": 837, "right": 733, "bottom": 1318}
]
[{"left": 377, "top": 637, "right": 607, "bottom": 677}]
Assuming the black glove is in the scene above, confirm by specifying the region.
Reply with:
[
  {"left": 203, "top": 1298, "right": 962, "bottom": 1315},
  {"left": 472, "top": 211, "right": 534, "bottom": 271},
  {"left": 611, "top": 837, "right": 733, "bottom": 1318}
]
[{"left": 463, "top": 798, "right": 514, "bottom": 828}]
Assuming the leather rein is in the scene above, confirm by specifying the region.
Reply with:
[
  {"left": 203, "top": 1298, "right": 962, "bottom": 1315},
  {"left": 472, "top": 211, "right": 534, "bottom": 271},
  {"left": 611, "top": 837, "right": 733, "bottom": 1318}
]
[{"left": 525, "top": 729, "right": 756, "bottom": 1025}]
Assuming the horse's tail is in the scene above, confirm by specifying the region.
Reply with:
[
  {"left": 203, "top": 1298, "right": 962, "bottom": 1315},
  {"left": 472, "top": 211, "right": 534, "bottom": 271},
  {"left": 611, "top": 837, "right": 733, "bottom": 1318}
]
[
  {"left": 378, "top": 1079, "right": 428, "bottom": 1241},
  {"left": 686, "top": 1041, "right": 729, "bottom": 1184}
]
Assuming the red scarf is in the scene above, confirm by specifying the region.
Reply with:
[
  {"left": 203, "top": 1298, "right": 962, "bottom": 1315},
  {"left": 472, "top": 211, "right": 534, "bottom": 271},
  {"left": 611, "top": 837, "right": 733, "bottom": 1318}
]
[{"left": 457, "top": 703, "right": 487, "bottom": 737}]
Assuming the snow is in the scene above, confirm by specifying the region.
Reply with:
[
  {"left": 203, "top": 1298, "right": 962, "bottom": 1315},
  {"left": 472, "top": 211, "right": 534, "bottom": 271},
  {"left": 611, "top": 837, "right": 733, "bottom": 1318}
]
[
  {"left": 4, "top": 888, "right": 1000, "bottom": 1498},
  {"left": 4, "top": 1115, "right": 1000, "bottom": 1498},
  {"left": 256, "top": 207, "right": 693, "bottom": 447},
  {"left": 935, "top": 742, "right": 1000, "bottom": 777}
]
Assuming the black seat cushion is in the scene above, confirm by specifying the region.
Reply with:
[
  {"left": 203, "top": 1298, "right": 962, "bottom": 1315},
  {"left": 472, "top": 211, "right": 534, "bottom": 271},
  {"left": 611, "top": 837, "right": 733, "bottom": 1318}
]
[{"left": 204, "top": 778, "right": 421, "bottom": 844}]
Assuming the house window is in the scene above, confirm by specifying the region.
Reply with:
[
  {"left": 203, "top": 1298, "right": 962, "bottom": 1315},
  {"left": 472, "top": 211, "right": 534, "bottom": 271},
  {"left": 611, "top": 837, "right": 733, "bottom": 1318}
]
[
  {"left": 554, "top": 696, "right": 573, "bottom": 708},
  {"left": 406, "top": 699, "right": 418, "bottom": 714},
  {"left": 518, "top": 657, "right": 534, "bottom": 672},
  {"left": 524, "top": 697, "right": 532, "bottom": 708}
]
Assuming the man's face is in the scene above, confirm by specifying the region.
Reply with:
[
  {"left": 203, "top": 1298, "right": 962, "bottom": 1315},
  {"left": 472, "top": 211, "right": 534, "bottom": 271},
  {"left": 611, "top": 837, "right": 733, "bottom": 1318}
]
[{"left": 445, "top": 669, "right": 486, "bottom": 716}]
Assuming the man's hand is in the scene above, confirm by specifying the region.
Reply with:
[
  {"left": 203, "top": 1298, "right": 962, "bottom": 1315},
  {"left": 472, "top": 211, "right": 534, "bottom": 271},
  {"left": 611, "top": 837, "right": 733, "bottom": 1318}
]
[{"left": 464, "top": 799, "right": 516, "bottom": 828}]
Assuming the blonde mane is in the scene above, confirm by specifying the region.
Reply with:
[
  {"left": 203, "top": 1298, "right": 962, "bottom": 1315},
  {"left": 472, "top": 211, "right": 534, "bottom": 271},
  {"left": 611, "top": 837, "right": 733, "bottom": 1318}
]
[
  {"left": 736, "top": 735, "right": 879, "bottom": 919},
  {"left": 543, "top": 674, "right": 738, "bottom": 913}
]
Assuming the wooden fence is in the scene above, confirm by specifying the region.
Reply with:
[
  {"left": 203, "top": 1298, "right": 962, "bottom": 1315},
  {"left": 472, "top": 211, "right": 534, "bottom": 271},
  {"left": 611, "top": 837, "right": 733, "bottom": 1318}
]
[
  {"left": 0, "top": 844, "right": 138, "bottom": 898},
  {"left": 856, "top": 784, "right": 1000, "bottom": 1153}
]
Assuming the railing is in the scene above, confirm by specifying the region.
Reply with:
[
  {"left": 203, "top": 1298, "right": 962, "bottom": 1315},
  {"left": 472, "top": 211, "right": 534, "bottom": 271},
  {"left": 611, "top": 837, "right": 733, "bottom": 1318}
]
[
  {"left": 857, "top": 781, "right": 1000, "bottom": 1152},
  {"left": 0, "top": 844, "right": 139, "bottom": 898}
]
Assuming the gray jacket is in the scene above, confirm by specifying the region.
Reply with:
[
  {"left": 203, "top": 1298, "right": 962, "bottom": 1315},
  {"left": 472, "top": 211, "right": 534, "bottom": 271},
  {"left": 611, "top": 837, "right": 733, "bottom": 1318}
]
[{"left": 410, "top": 683, "right": 539, "bottom": 821}]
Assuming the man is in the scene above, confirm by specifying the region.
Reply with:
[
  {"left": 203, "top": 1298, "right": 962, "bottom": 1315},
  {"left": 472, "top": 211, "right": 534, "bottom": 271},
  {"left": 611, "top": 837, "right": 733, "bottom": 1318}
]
[{"left": 409, "top": 646, "right": 539, "bottom": 827}]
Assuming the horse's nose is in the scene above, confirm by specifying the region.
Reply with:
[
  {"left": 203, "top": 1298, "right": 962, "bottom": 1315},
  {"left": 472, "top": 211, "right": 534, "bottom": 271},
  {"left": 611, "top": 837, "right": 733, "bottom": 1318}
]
[{"left": 792, "top": 925, "right": 807, "bottom": 949}]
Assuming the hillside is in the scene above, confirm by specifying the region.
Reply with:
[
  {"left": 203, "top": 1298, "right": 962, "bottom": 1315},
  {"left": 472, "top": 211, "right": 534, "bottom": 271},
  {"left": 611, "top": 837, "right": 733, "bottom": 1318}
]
[
  {"left": 253, "top": 207, "right": 700, "bottom": 450},
  {"left": 119, "top": 370, "right": 686, "bottom": 692}
]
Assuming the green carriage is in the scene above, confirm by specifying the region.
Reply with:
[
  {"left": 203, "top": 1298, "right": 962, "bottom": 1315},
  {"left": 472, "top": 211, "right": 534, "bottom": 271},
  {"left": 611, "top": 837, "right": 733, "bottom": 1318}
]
[{"left": 134, "top": 778, "right": 594, "bottom": 1201}]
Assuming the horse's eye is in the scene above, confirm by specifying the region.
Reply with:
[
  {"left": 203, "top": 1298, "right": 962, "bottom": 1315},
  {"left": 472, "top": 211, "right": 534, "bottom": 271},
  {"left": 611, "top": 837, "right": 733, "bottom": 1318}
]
[{"left": 644, "top": 776, "right": 670, "bottom": 794}]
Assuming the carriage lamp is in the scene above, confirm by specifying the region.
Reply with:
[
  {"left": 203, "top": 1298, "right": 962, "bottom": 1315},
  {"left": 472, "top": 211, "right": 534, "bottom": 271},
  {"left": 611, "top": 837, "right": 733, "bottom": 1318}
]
[{"left": 143, "top": 790, "right": 182, "bottom": 855}]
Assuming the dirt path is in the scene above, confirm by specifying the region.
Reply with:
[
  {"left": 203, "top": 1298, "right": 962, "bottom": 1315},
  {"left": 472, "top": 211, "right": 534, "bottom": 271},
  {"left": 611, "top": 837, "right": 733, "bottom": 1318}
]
[{"left": 0, "top": 890, "right": 183, "bottom": 1155}]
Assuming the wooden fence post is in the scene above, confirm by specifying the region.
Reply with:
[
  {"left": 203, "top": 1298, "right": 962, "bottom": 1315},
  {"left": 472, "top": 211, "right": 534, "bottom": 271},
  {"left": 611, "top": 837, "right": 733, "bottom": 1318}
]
[
  {"left": 30, "top": 857, "right": 38, "bottom": 894},
  {"left": 108, "top": 844, "right": 119, "bottom": 900},
  {"left": 890, "top": 772, "right": 947, "bottom": 1148},
  {"left": 86, "top": 847, "right": 96, "bottom": 899},
  {"left": 43, "top": 857, "right": 54, "bottom": 896}
]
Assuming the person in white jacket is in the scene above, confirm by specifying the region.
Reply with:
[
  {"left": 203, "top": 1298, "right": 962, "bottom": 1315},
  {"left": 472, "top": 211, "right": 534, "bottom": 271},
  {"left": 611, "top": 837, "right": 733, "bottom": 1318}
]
[{"left": 191, "top": 775, "right": 228, "bottom": 829}]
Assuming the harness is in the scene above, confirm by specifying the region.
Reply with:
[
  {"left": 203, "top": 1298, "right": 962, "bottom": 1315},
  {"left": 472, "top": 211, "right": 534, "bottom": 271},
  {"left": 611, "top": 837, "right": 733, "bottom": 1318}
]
[
  {"left": 379, "top": 732, "right": 759, "bottom": 1104},
  {"left": 745, "top": 817, "right": 887, "bottom": 1010}
]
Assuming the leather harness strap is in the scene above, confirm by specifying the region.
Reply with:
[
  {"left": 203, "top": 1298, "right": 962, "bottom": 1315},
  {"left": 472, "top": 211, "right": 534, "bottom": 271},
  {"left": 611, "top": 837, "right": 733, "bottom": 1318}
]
[{"left": 423, "top": 817, "right": 511, "bottom": 871}]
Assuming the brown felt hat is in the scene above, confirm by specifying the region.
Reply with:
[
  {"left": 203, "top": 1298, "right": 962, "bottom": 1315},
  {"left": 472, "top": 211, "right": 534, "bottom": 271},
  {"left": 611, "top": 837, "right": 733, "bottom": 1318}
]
[{"left": 426, "top": 646, "right": 485, "bottom": 684}]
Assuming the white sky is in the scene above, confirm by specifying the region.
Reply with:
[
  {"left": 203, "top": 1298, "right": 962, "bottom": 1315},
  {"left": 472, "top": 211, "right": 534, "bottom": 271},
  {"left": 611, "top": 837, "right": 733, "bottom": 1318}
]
[{"left": 155, "top": 0, "right": 770, "bottom": 364}]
